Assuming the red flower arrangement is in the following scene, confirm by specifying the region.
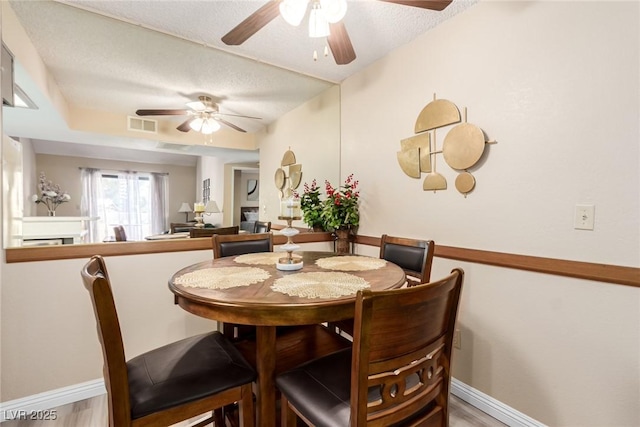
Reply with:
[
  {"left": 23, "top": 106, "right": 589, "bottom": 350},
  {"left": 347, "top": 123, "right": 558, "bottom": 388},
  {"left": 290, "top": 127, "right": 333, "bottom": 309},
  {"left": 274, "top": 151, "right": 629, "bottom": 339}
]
[{"left": 321, "top": 174, "right": 360, "bottom": 231}]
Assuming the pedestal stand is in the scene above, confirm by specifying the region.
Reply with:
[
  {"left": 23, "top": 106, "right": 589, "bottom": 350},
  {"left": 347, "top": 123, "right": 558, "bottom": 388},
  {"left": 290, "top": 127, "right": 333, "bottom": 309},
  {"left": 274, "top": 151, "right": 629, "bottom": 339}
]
[{"left": 277, "top": 216, "right": 303, "bottom": 271}]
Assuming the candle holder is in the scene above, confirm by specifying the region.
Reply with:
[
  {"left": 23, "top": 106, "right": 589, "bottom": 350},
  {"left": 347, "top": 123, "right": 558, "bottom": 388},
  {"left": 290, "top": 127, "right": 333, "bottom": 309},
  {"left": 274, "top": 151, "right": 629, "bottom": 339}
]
[
  {"left": 277, "top": 216, "right": 303, "bottom": 271},
  {"left": 193, "top": 203, "right": 205, "bottom": 228}
]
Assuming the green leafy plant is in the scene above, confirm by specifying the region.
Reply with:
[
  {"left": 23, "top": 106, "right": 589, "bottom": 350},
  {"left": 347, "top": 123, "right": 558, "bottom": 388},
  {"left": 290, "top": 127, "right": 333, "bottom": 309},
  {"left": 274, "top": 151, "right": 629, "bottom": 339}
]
[
  {"left": 322, "top": 174, "right": 360, "bottom": 231},
  {"left": 299, "top": 179, "right": 325, "bottom": 231}
]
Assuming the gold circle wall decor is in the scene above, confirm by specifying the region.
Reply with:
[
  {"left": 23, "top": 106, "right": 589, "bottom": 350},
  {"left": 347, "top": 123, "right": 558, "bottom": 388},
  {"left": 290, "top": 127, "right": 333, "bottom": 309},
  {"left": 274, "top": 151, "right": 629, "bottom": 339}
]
[
  {"left": 455, "top": 172, "right": 476, "bottom": 196},
  {"left": 274, "top": 148, "right": 303, "bottom": 197},
  {"left": 397, "top": 94, "right": 496, "bottom": 197}
]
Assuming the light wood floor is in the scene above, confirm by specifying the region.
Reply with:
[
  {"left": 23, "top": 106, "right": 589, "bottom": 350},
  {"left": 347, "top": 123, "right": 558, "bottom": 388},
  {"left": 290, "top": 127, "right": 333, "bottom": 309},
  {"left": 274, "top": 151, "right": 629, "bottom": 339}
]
[{"left": 2, "top": 393, "right": 505, "bottom": 426}]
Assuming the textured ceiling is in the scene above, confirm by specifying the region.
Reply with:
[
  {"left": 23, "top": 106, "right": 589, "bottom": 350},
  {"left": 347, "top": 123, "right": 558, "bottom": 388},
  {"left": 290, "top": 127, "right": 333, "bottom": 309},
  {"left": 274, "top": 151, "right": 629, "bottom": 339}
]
[{"left": 4, "top": 0, "right": 477, "bottom": 163}]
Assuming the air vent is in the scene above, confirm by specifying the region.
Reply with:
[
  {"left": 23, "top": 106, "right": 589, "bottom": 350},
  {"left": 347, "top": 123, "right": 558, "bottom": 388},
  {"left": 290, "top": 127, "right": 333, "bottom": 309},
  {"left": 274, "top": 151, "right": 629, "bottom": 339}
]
[{"left": 127, "top": 116, "right": 157, "bottom": 133}]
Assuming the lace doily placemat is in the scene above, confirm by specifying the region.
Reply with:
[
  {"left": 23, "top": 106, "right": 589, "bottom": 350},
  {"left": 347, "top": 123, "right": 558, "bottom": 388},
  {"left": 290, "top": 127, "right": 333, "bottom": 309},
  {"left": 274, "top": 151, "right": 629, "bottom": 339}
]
[
  {"left": 271, "top": 272, "right": 370, "bottom": 299},
  {"left": 316, "top": 256, "right": 386, "bottom": 271},
  {"left": 234, "top": 252, "right": 302, "bottom": 265},
  {"left": 175, "top": 267, "right": 270, "bottom": 290}
]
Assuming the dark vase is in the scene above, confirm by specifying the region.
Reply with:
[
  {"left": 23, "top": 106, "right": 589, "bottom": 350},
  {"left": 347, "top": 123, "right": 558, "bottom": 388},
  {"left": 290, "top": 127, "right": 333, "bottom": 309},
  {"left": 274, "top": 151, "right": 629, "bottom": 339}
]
[
  {"left": 312, "top": 225, "right": 324, "bottom": 232},
  {"left": 335, "top": 228, "right": 352, "bottom": 254}
]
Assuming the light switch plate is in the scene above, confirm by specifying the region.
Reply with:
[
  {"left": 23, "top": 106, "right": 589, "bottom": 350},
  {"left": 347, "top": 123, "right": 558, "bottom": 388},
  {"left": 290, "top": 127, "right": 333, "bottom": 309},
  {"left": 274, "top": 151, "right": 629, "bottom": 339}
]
[{"left": 574, "top": 205, "right": 595, "bottom": 230}]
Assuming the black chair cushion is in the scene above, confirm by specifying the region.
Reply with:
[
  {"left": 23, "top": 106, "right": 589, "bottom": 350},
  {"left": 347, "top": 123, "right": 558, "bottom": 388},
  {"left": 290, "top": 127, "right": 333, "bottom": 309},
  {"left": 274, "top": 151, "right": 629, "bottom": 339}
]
[
  {"left": 276, "top": 348, "right": 423, "bottom": 427},
  {"left": 276, "top": 348, "right": 352, "bottom": 427},
  {"left": 383, "top": 243, "right": 425, "bottom": 274},
  {"left": 218, "top": 239, "right": 270, "bottom": 257},
  {"left": 127, "top": 331, "right": 256, "bottom": 420}
]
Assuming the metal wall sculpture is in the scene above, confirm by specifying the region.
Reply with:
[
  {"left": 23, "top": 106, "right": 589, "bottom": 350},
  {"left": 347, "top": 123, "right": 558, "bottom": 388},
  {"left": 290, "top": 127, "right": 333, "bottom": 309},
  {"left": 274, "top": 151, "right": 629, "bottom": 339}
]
[
  {"left": 397, "top": 95, "right": 495, "bottom": 196},
  {"left": 274, "top": 148, "right": 303, "bottom": 198}
]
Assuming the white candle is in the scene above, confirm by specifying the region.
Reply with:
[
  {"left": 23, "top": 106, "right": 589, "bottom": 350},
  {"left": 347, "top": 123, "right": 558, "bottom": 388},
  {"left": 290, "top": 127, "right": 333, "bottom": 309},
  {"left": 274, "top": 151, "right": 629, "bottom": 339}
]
[{"left": 280, "top": 198, "right": 301, "bottom": 217}]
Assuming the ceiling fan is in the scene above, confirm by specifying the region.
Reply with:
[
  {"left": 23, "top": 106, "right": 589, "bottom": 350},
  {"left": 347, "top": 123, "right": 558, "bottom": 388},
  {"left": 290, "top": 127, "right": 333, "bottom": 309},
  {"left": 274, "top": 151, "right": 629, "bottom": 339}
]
[
  {"left": 221, "top": 0, "right": 453, "bottom": 65},
  {"left": 135, "top": 96, "right": 261, "bottom": 134}
]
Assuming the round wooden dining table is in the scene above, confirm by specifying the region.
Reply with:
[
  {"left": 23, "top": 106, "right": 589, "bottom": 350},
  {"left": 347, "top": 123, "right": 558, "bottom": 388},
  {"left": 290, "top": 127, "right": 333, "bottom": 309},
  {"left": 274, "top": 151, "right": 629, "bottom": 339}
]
[{"left": 168, "top": 251, "right": 405, "bottom": 427}]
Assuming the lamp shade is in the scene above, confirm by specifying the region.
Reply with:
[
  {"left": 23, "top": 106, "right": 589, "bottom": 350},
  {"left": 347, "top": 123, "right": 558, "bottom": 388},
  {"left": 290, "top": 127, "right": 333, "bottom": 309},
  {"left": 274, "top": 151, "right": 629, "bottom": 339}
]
[
  {"left": 204, "top": 201, "right": 221, "bottom": 213},
  {"left": 320, "top": 0, "right": 347, "bottom": 23},
  {"left": 280, "top": 0, "right": 309, "bottom": 26},
  {"left": 189, "top": 117, "right": 204, "bottom": 132},
  {"left": 201, "top": 118, "right": 221, "bottom": 134},
  {"left": 308, "top": 3, "right": 330, "bottom": 38},
  {"left": 178, "top": 202, "right": 192, "bottom": 213}
]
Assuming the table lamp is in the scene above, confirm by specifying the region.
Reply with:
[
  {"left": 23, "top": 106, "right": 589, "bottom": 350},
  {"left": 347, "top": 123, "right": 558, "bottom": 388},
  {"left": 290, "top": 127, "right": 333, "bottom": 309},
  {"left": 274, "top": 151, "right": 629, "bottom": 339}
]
[
  {"left": 178, "top": 202, "right": 192, "bottom": 222},
  {"left": 204, "top": 201, "right": 221, "bottom": 226}
]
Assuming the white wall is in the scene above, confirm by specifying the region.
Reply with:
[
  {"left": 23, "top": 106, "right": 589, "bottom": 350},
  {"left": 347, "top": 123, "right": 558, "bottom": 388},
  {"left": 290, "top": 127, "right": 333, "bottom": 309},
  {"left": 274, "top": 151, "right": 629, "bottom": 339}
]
[
  {"left": 259, "top": 85, "right": 341, "bottom": 228},
  {"left": 198, "top": 155, "right": 226, "bottom": 226},
  {"left": 0, "top": 250, "right": 215, "bottom": 401},
  {"left": 341, "top": 1, "right": 639, "bottom": 425}
]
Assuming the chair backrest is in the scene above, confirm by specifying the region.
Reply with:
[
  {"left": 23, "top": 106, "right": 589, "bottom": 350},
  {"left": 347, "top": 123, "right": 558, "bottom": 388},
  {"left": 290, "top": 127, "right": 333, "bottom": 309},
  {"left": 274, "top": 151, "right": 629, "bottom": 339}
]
[
  {"left": 170, "top": 222, "right": 195, "bottom": 234},
  {"left": 253, "top": 220, "right": 271, "bottom": 234},
  {"left": 213, "top": 232, "right": 273, "bottom": 259},
  {"left": 113, "top": 225, "right": 127, "bottom": 242},
  {"left": 189, "top": 225, "right": 239, "bottom": 239},
  {"left": 379, "top": 234, "right": 435, "bottom": 286},
  {"left": 350, "top": 268, "right": 464, "bottom": 426},
  {"left": 80, "top": 255, "right": 131, "bottom": 426}
]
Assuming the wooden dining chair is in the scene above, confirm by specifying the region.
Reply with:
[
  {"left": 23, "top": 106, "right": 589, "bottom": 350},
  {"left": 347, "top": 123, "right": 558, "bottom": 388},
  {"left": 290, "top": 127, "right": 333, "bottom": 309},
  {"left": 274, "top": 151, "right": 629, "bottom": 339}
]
[
  {"left": 189, "top": 225, "right": 239, "bottom": 238},
  {"left": 213, "top": 232, "right": 273, "bottom": 260},
  {"left": 331, "top": 233, "right": 437, "bottom": 338},
  {"left": 380, "top": 234, "right": 435, "bottom": 287},
  {"left": 253, "top": 220, "right": 272, "bottom": 233},
  {"left": 81, "top": 255, "right": 256, "bottom": 427},
  {"left": 113, "top": 225, "right": 127, "bottom": 242},
  {"left": 276, "top": 268, "right": 464, "bottom": 427},
  {"left": 212, "top": 233, "right": 273, "bottom": 341}
]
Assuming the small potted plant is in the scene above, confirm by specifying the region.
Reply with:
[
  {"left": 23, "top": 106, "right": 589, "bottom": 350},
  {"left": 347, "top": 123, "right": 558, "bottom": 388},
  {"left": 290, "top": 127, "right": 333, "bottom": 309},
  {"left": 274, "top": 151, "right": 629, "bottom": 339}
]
[{"left": 299, "top": 179, "right": 325, "bottom": 231}]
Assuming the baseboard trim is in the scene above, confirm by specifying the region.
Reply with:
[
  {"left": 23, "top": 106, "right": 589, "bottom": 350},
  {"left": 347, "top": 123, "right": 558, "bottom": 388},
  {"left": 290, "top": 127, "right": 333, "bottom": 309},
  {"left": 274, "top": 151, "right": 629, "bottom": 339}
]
[
  {"left": 0, "top": 379, "right": 106, "bottom": 422},
  {"left": 451, "top": 378, "right": 546, "bottom": 427},
  {"left": 0, "top": 377, "right": 544, "bottom": 425}
]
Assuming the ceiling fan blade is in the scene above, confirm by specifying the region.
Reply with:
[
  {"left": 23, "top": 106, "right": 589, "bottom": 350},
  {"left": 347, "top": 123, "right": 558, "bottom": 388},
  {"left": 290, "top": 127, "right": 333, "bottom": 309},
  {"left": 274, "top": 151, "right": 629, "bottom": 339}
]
[
  {"left": 217, "top": 118, "right": 247, "bottom": 133},
  {"left": 176, "top": 118, "right": 193, "bottom": 133},
  {"left": 136, "top": 109, "right": 190, "bottom": 116},
  {"left": 328, "top": 22, "right": 356, "bottom": 65},
  {"left": 222, "top": 1, "right": 281, "bottom": 45},
  {"left": 216, "top": 112, "right": 262, "bottom": 120},
  {"left": 376, "top": 0, "right": 452, "bottom": 12}
]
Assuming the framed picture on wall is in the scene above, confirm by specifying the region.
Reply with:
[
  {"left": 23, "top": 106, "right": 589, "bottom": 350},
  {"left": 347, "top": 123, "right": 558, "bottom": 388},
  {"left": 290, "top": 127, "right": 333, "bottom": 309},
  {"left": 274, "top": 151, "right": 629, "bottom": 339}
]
[
  {"left": 247, "top": 179, "right": 258, "bottom": 201},
  {"left": 203, "top": 178, "right": 210, "bottom": 202}
]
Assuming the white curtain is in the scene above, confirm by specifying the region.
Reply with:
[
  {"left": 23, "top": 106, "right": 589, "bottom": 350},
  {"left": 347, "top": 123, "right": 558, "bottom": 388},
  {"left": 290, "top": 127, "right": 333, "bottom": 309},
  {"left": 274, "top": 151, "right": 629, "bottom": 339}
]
[
  {"left": 119, "top": 171, "right": 144, "bottom": 240},
  {"left": 81, "top": 168, "right": 169, "bottom": 242},
  {"left": 150, "top": 172, "right": 169, "bottom": 234},
  {"left": 80, "top": 168, "right": 104, "bottom": 242}
]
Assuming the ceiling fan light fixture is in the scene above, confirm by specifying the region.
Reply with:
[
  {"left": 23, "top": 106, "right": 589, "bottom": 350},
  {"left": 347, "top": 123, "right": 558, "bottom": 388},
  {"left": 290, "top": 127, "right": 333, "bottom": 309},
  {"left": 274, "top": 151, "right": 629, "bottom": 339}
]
[
  {"left": 280, "top": 0, "right": 309, "bottom": 26},
  {"left": 309, "top": 2, "right": 330, "bottom": 38},
  {"left": 201, "top": 118, "right": 221, "bottom": 134},
  {"left": 189, "top": 117, "right": 204, "bottom": 132},
  {"left": 320, "top": 0, "right": 347, "bottom": 23},
  {"left": 186, "top": 100, "right": 206, "bottom": 111}
]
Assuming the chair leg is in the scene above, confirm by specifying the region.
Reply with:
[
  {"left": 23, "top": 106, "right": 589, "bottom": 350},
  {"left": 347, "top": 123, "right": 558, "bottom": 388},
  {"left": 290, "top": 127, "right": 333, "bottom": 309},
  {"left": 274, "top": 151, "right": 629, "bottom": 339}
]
[
  {"left": 213, "top": 408, "right": 225, "bottom": 426},
  {"left": 280, "top": 394, "right": 297, "bottom": 427},
  {"left": 238, "top": 383, "right": 254, "bottom": 427}
]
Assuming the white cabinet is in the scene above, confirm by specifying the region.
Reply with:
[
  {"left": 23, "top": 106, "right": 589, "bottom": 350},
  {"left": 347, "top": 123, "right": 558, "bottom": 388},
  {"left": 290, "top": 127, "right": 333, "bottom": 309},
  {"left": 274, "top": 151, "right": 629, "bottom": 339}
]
[{"left": 21, "top": 216, "right": 98, "bottom": 245}]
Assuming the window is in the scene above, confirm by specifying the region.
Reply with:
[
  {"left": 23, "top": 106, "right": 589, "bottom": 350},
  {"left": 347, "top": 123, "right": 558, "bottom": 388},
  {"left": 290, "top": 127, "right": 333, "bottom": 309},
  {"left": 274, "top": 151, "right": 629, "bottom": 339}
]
[{"left": 81, "top": 169, "right": 168, "bottom": 242}]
